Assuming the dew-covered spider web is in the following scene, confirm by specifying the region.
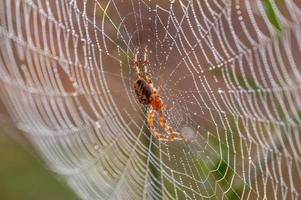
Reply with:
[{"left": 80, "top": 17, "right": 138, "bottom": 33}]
[{"left": 1, "top": 0, "right": 301, "bottom": 199}]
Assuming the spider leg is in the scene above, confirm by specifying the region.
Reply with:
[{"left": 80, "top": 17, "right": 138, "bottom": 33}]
[
  {"left": 161, "top": 103, "right": 167, "bottom": 110},
  {"left": 143, "top": 46, "right": 152, "bottom": 85},
  {"left": 158, "top": 110, "right": 186, "bottom": 142},
  {"left": 134, "top": 49, "right": 143, "bottom": 79},
  {"left": 147, "top": 107, "right": 166, "bottom": 140},
  {"left": 143, "top": 46, "right": 149, "bottom": 72}
]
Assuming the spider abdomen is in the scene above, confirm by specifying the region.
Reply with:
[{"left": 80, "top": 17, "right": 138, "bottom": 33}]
[{"left": 134, "top": 78, "right": 153, "bottom": 105}]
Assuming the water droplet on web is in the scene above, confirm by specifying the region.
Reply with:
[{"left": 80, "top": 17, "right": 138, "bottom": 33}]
[
  {"left": 94, "top": 144, "right": 100, "bottom": 151},
  {"left": 96, "top": 121, "right": 102, "bottom": 128},
  {"left": 72, "top": 82, "right": 78, "bottom": 88}
]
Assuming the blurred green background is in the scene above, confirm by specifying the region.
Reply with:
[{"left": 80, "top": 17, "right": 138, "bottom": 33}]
[{"left": 0, "top": 124, "right": 79, "bottom": 200}]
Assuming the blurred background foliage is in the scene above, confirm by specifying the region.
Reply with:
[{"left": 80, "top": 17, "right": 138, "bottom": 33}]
[{"left": 0, "top": 123, "right": 79, "bottom": 200}]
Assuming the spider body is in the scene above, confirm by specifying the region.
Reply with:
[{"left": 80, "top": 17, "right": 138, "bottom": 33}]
[
  {"left": 133, "top": 47, "right": 185, "bottom": 142},
  {"left": 134, "top": 78, "right": 153, "bottom": 105},
  {"left": 150, "top": 93, "right": 161, "bottom": 111}
]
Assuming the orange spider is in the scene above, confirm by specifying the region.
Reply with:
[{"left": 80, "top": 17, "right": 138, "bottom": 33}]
[{"left": 133, "top": 47, "right": 186, "bottom": 142}]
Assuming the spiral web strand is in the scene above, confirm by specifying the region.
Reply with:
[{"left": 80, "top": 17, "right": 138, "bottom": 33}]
[{"left": 1, "top": 0, "right": 301, "bottom": 199}]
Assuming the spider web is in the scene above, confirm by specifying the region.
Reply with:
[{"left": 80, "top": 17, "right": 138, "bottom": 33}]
[{"left": 1, "top": 0, "right": 301, "bottom": 199}]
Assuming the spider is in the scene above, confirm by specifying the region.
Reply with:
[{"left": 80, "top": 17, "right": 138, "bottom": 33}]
[{"left": 133, "top": 47, "right": 186, "bottom": 142}]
